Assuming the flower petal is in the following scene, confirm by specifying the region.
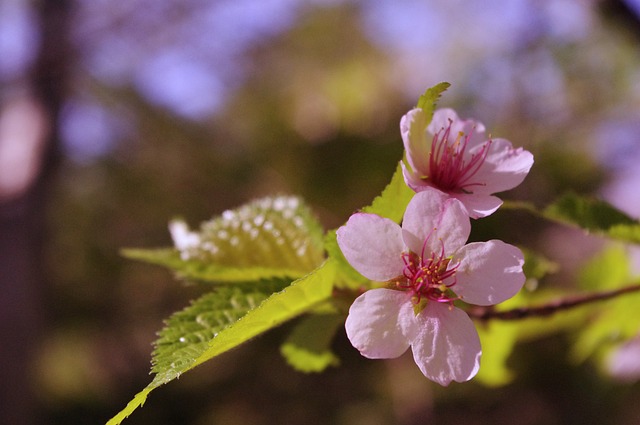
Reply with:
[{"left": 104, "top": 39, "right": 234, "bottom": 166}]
[
  {"left": 345, "top": 289, "right": 418, "bottom": 359},
  {"left": 473, "top": 138, "right": 534, "bottom": 194},
  {"left": 428, "top": 108, "right": 487, "bottom": 149},
  {"left": 401, "top": 108, "right": 431, "bottom": 175},
  {"left": 337, "top": 213, "right": 405, "bottom": 282},
  {"left": 410, "top": 302, "right": 481, "bottom": 386},
  {"left": 452, "top": 192, "right": 503, "bottom": 219},
  {"left": 452, "top": 240, "right": 526, "bottom": 306},
  {"left": 402, "top": 189, "right": 471, "bottom": 256}
]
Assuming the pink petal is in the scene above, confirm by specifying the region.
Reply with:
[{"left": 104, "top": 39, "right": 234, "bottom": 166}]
[
  {"left": 451, "top": 192, "right": 503, "bottom": 219},
  {"left": 401, "top": 108, "right": 431, "bottom": 175},
  {"left": 337, "top": 213, "right": 405, "bottom": 282},
  {"left": 473, "top": 138, "right": 534, "bottom": 194},
  {"left": 400, "top": 161, "right": 427, "bottom": 192},
  {"left": 410, "top": 302, "right": 481, "bottom": 386},
  {"left": 345, "top": 289, "right": 418, "bottom": 359},
  {"left": 452, "top": 240, "right": 526, "bottom": 306},
  {"left": 428, "top": 108, "right": 487, "bottom": 149},
  {"left": 402, "top": 189, "right": 471, "bottom": 256}
]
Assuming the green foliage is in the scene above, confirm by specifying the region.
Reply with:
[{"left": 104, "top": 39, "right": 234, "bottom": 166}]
[
  {"left": 122, "top": 248, "right": 306, "bottom": 282},
  {"left": 504, "top": 194, "right": 640, "bottom": 244},
  {"left": 361, "top": 162, "right": 415, "bottom": 222},
  {"left": 475, "top": 320, "right": 519, "bottom": 387},
  {"left": 107, "top": 260, "right": 336, "bottom": 425},
  {"left": 542, "top": 193, "right": 640, "bottom": 244},
  {"left": 122, "top": 195, "right": 326, "bottom": 282},
  {"left": 280, "top": 313, "right": 344, "bottom": 373},
  {"left": 571, "top": 246, "right": 640, "bottom": 365},
  {"left": 152, "top": 279, "right": 289, "bottom": 382},
  {"left": 522, "top": 248, "right": 559, "bottom": 283},
  {"left": 416, "top": 82, "right": 451, "bottom": 120},
  {"left": 327, "top": 163, "right": 414, "bottom": 289}
]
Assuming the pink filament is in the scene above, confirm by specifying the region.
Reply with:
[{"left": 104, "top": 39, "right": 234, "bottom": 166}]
[{"left": 428, "top": 122, "right": 491, "bottom": 193}]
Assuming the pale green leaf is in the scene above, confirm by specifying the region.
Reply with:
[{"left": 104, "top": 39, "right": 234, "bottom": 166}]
[
  {"left": 281, "top": 313, "right": 343, "bottom": 373},
  {"left": 122, "top": 248, "right": 304, "bottom": 283},
  {"left": 107, "top": 260, "right": 336, "bottom": 425},
  {"left": 416, "top": 82, "right": 451, "bottom": 120},
  {"left": 362, "top": 162, "right": 414, "bottom": 223},
  {"left": 475, "top": 321, "right": 519, "bottom": 387},
  {"left": 504, "top": 194, "right": 640, "bottom": 244},
  {"left": 123, "top": 195, "right": 326, "bottom": 282},
  {"left": 578, "top": 245, "right": 631, "bottom": 291},
  {"left": 152, "top": 280, "right": 288, "bottom": 380}
]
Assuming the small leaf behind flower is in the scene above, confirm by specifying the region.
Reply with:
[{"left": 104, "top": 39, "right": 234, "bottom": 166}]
[
  {"left": 123, "top": 195, "right": 326, "bottom": 283},
  {"left": 281, "top": 313, "right": 344, "bottom": 373},
  {"left": 416, "top": 82, "right": 451, "bottom": 120}
]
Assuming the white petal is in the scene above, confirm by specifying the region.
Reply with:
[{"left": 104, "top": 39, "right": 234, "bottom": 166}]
[
  {"left": 452, "top": 192, "right": 503, "bottom": 219},
  {"left": 410, "top": 302, "right": 481, "bottom": 386},
  {"left": 345, "top": 289, "right": 418, "bottom": 359},
  {"left": 473, "top": 138, "right": 534, "bottom": 194},
  {"left": 452, "top": 240, "right": 526, "bottom": 306},
  {"left": 337, "top": 213, "right": 405, "bottom": 282},
  {"left": 401, "top": 108, "right": 430, "bottom": 175},
  {"left": 428, "top": 108, "right": 487, "bottom": 149},
  {"left": 402, "top": 189, "right": 470, "bottom": 255}
]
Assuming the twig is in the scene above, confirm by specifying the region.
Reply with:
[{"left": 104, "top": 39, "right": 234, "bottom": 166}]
[{"left": 467, "top": 284, "right": 640, "bottom": 321}]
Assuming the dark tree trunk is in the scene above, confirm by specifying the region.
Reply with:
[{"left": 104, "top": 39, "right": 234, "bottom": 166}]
[{"left": 0, "top": 0, "right": 70, "bottom": 423}]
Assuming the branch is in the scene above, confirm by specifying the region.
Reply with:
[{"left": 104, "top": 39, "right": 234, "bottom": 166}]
[{"left": 467, "top": 284, "right": 640, "bottom": 321}]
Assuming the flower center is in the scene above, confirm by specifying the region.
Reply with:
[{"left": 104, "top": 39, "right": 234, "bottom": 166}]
[
  {"left": 428, "top": 121, "right": 491, "bottom": 194},
  {"left": 394, "top": 243, "right": 459, "bottom": 306}
]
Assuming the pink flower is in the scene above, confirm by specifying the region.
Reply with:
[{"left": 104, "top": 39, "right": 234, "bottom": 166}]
[
  {"left": 401, "top": 108, "right": 534, "bottom": 218},
  {"left": 337, "top": 188, "right": 526, "bottom": 385}
]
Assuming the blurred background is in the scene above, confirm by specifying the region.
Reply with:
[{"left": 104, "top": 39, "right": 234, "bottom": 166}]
[{"left": 1, "top": 0, "right": 640, "bottom": 424}]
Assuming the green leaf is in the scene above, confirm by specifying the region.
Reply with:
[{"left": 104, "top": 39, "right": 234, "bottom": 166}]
[
  {"left": 521, "top": 248, "right": 559, "bottom": 284},
  {"left": 122, "top": 248, "right": 305, "bottom": 283},
  {"left": 571, "top": 246, "right": 640, "bottom": 364},
  {"left": 542, "top": 193, "right": 640, "bottom": 244},
  {"left": 504, "top": 194, "right": 640, "bottom": 244},
  {"left": 416, "top": 82, "right": 451, "bottom": 120},
  {"left": 107, "top": 260, "right": 336, "bottom": 425},
  {"left": 281, "top": 313, "right": 344, "bottom": 373},
  {"left": 578, "top": 245, "right": 631, "bottom": 291},
  {"left": 362, "top": 163, "right": 414, "bottom": 223},
  {"left": 326, "top": 163, "right": 414, "bottom": 289},
  {"left": 151, "top": 279, "right": 289, "bottom": 381},
  {"left": 124, "top": 195, "right": 326, "bottom": 282},
  {"left": 475, "top": 321, "right": 519, "bottom": 387}
]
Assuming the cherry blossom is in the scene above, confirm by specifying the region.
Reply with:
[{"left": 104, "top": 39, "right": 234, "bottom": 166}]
[
  {"left": 337, "top": 188, "right": 525, "bottom": 385},
  {"left": 401, "top": 107, "right": 534, "bottom": 218}
]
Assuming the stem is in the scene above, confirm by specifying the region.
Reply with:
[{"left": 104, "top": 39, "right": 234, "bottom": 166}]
[{"left": 467, "top": 284, "right": 640, "bottom": 321}]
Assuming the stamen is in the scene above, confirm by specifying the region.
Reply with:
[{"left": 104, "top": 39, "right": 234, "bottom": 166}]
[{"left": 426, "top": 120, "right": 491, "bottom": 194}]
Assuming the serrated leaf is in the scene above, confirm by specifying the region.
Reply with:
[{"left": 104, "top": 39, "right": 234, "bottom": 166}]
[
  {"left": 362, "top": 163, "right": 414, "bottom": 223},
  {"left": 124, "top": 196, "right": 325, "bottom": 282},
  {"left": 504, "top": 194, "right": 640, "bottom": 244},
  {"left": 326, "top": 164, "right": 414, "bottom": 289},
  {"left": 416, "top": 82, "right": 451, "bottom": 120},
  {"left": 151, "top": 279, "right": 288, "bottom": 381},
  {"left": 542, "top": 193, "right": 640, "bottom": 244},
  {"left": 122, "top": 248, "right": 304, "bottom": 283},
  {"left": 281, "top": 313, "right": 343, "bottom": 373},
  {"left": 107, "top": 260, "right": 336, "bottom": 425}
]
